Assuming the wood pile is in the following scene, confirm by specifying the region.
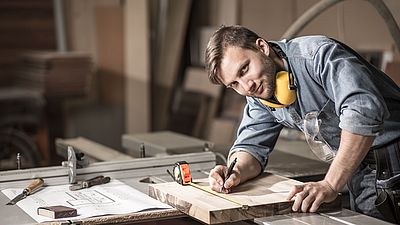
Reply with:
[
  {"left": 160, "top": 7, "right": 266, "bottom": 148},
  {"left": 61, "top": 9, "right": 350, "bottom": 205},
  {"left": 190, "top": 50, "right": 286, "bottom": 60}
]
[{"left": 15, "top": 51, "right": 93, "bottom": 98}]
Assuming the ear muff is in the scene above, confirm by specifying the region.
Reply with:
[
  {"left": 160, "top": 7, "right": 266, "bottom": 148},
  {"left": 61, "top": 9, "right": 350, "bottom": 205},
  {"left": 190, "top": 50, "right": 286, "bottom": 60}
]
[{"left": 259, "top": 71, "right": 296, "bottom": 108}]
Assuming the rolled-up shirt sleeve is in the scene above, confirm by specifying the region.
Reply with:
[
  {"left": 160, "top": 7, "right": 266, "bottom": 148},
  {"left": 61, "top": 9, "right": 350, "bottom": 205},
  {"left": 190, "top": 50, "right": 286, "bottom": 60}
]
[
  {"left": 313, "top": 41, "right": 389, "bottom": 136},
  {"left": 228, "top": 97, "right": 283, "bottom": 169}
]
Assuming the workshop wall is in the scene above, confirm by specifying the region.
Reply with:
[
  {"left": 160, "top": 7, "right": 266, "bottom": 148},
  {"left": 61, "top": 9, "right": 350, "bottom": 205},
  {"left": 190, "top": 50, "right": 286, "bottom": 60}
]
[
  {"left": 64, "top": 0, "right": 400, "bottom": 136},
  {"left": 241, "top": 0, "right": 400, "bottom": 51},
  {"left": 16, "top": 0, "right": 399, "bottom": 163}
]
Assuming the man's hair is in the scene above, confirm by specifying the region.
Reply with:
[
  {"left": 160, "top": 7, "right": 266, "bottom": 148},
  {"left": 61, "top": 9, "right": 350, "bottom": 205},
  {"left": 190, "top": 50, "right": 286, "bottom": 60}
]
[{"left": 205, "top": 25, "right": 261, "bottom": 85}]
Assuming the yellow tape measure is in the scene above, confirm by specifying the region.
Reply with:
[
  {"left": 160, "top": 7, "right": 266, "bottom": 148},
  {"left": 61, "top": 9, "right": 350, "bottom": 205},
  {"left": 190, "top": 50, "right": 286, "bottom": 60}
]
[{"left": 189, "top": 182, "right": 248, "bottom": 208}]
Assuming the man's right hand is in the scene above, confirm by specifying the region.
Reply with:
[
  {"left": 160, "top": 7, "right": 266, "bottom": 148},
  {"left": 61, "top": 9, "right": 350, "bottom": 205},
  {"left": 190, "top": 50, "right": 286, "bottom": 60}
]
[
  {"left": 208, "top": 151, "right": 262, "bottom": 193},
  {"left": 208, "top": 164, "right": 241, "bottom": 193}
]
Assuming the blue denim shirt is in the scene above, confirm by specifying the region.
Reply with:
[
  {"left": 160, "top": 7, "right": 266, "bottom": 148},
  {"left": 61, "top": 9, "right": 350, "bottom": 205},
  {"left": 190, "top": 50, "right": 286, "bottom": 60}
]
[{"left": 230, "top": 35, "right": 400, "bottom": 169}]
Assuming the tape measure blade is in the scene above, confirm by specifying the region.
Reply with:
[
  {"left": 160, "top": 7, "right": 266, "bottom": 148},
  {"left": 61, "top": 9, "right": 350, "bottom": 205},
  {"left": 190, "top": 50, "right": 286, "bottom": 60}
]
[{"left": 189, "top": 182, "right": 245, "bottom": 206}]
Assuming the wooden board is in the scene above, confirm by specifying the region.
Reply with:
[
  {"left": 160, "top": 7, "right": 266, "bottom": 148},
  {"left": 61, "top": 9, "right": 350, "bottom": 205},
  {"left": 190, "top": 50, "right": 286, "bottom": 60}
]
[
  {"left": 149, "top": 173, "right": 304, "bottom": 224},
  {"left": 124, "top": 0, "right": 151, "bottom": 134}
]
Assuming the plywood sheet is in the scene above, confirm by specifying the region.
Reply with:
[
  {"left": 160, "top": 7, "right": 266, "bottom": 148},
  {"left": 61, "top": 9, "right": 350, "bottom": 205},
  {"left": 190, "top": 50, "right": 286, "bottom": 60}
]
[{"left": 149, "top": 173, "right": 303, "bottom": 224}]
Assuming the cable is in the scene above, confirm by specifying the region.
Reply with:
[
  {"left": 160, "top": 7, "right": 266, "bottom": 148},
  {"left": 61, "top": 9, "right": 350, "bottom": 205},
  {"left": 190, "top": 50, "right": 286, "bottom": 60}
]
[{"left": 281, "top": 0, "right": 400, "bottom": 52}]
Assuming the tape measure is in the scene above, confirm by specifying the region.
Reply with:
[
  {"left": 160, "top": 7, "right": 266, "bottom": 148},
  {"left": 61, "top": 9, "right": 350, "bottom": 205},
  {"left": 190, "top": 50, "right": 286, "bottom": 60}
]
[
  {"left": 167, "top": 161, "right": 248, "bottom": 209},
  {"left": 168, "top": 161, "right": 192, "bottom": 185}
]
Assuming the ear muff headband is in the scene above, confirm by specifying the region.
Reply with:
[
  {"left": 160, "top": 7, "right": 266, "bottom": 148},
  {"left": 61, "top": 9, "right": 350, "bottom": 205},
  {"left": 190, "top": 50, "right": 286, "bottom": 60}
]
[{"left": 259, "top": 42, "right": 296, "bottom": 108}]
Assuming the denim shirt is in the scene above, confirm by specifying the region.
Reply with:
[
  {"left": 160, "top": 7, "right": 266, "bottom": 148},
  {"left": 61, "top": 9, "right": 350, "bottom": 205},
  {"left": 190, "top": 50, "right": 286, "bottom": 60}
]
[{"left": 230, "top": 35, "right": 400, "bottom": 169}]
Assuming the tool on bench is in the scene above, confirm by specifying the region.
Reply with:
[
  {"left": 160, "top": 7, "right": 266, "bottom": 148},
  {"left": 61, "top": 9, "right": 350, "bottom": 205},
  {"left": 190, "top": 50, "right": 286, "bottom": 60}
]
[
  {"left": 6, "top": 178, "right": 44, "bottom": 205},
  {"left": 167, "top": 161, "right": 248, "bottom": 209},
  {"left": 69, "top": 175, "right": 111, "bottom": 191},
  {"left": 61, "top": 146, "right": 89, "bottom": 184},
  {"left": 167, "top": 161, "right": 192, "bottom": 185},
  {"left": 62, "top": 146, "right": 77, "bottom": 184}
]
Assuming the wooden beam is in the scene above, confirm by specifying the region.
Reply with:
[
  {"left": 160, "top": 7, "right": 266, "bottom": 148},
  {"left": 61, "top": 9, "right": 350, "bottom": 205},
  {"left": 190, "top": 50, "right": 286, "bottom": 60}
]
[
  {"left": 152, "top": 0, "right": 192, "bottom": 130},
  {"left": 124, "top": 0, "right": 151, "bottom": 133}
]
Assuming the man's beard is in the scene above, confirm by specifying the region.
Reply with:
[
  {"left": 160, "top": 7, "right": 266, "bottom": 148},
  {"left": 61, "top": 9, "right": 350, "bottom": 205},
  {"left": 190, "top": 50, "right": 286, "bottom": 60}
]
[{"left": 259, "top": 52, "right": 276, "bottom": 100}]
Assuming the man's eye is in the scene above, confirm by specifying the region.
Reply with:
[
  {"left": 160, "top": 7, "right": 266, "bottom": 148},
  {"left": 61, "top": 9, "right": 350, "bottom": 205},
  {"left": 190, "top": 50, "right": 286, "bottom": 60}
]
[
  {"left": 241, "top": 64, "right": 248, "bottom": 75},
  {"left": 227, "top": 81, "right": 238, "bottom": 89}
]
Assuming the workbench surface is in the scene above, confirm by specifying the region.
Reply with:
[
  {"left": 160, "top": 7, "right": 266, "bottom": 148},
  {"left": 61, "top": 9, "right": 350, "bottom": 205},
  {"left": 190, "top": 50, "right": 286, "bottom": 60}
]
[{"left": 0, "top": 151, "right": 390, "bottom": 225}]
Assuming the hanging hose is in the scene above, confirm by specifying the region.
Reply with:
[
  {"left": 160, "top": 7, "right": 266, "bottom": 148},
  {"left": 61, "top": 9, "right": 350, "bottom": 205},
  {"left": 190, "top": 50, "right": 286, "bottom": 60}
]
[{"left": 281, "top": 0, "right": 400, "bottom": 52}]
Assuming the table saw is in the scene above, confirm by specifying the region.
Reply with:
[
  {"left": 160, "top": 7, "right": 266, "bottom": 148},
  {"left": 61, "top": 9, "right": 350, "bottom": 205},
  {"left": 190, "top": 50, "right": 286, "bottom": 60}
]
[{"left": 0, "top": 133, "right": 392, "bottom": 225}]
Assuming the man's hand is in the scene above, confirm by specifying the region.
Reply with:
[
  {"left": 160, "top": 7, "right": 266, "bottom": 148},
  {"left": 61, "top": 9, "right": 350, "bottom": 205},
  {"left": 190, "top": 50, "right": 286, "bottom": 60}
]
[
  {"left": 208, "top": 165, "right": 241, "bottom": 193},
  {"left": 208, "top": 151, "right": 262, "bottom": 193},
  {"left": 287, "top": 180, "right": 338, "bottom": 212},
  {"left": 287, "top": 130, "right": 375, "bottom": 213}
]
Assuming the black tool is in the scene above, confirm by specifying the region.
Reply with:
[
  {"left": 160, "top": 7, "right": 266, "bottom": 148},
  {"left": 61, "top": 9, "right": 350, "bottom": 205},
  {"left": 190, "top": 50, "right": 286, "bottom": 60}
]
[
  {"left": 69, "top": 175, "right": 111, "bottom": 191},
  {"left": 7, "top": 178, "right": 44, "bottom": 205},
  {"left": 220, "top": 157, "right": 237, "bottom": 192}
]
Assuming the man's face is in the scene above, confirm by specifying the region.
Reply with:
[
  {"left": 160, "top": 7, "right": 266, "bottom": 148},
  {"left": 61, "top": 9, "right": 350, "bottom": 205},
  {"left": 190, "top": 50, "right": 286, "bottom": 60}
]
[{"left": 219, "top": 46, "right": 276, "bottom": 100}]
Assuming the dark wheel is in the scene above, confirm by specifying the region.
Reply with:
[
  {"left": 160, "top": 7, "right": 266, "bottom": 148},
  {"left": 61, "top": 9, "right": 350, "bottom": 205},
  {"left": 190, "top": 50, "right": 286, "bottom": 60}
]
[{"left": 0, "top": 128, "right": 41, "bottom": 170}]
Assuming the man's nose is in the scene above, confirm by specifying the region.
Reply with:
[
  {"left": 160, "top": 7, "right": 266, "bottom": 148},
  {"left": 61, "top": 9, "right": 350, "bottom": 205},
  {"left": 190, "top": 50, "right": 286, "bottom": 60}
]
[{"left": 238, "top": 78, "right": 255, "bottom": 94}]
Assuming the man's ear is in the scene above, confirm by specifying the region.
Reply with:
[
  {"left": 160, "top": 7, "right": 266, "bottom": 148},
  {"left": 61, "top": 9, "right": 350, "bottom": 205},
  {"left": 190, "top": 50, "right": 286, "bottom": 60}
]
[{"left": 256, "top": 38, "right": 270, "bottom": 56}]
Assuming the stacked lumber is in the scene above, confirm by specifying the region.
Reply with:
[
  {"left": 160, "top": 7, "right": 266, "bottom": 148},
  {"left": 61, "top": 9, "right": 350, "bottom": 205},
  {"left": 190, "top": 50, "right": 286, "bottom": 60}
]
[{"left": 16, "top": 51, "right": 93, "bottom": 98}]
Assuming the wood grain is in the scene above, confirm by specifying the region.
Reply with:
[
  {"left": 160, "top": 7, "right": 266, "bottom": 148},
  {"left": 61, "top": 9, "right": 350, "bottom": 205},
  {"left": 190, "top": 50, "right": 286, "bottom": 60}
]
[{"left": 149, "top": 173, "right": 304, "bottom": 224}]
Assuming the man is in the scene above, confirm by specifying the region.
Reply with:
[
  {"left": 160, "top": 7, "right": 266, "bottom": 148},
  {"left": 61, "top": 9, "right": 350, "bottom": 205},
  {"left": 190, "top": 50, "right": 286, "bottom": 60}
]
[{"left": 205, "top": 25, "right": 400, "bottom": 223}]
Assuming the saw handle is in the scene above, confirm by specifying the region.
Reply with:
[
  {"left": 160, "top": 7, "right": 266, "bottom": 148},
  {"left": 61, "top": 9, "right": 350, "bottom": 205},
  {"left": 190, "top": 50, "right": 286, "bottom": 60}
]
[{"left": 25, "top": 178, "right": 44, "bottom": 195}]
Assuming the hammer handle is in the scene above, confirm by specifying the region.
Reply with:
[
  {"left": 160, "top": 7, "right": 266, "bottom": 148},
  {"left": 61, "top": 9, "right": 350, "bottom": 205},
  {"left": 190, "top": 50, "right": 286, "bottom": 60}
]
[{"left": 86, "top": 176, "right": 110, "bottom": 187}]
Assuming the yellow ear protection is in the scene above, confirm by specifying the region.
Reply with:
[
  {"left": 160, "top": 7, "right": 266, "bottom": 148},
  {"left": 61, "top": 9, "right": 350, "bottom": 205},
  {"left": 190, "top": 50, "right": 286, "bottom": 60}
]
[{"left": 259, "top": 42, "right": 296, "bottom": 108}]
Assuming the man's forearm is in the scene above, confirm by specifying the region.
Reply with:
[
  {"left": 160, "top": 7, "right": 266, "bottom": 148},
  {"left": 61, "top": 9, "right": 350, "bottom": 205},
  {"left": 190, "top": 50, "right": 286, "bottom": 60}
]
[
  {"left": 324, "top": 130, "right": 375, "bottom": 192},
  {"left": 229, "top": 151, "right": 263, "bottom": 183}
]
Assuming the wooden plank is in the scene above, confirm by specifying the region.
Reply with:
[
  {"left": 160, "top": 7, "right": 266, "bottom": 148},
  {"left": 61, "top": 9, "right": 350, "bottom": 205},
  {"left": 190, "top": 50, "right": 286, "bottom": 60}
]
[
  {"left": 149, "top": 173, "right": 304, "bottom": 224},
  {"left": 124, "top": 0, "right": 151, "bottom": 134},
  {"left": 153, "top": 0, "right": 192, "bottom": 130},
  {"left": 64, "top": 0, "right": 97, "bottom": 54},
  {"left": 95, "top": 5, "right": 124, "bottom": 105}
]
